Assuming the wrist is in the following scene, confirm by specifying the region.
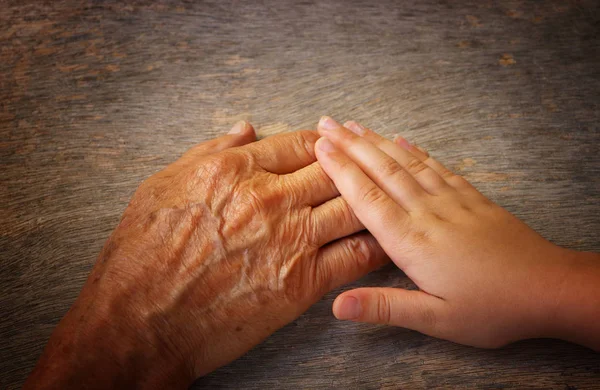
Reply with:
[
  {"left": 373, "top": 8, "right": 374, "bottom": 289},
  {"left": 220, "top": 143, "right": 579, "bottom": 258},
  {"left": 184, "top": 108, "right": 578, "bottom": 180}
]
[
  {"left": 537, "top": 248, "right": 600, "bottom": 350},
  {"left": 25, "top": 294, "right": 195, "bottom": 389}
]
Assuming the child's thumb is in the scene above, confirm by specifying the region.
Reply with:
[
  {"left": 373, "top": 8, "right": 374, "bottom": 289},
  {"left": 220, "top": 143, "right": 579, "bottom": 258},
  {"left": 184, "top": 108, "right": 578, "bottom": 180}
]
[{"left": 332, "top": 287, "right": 444, "bottom": 334}]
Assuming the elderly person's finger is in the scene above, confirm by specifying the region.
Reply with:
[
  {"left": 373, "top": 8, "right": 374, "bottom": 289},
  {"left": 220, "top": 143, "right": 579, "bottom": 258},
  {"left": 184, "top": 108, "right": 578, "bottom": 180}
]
[
  {"left": 316, "top": 232, "right": 388, "bottom": 293},
  {"left": 179, "top": 121, "right": 256, "bottom": 162},
  {"left": 244, "top": 130, "right": 320, "bottom": 174},
  {"left": 311, "top": 197, "right": 364, "bottom": 246},
  {"left": 278, "top": 162, "right": 339, "bottom": 207}
]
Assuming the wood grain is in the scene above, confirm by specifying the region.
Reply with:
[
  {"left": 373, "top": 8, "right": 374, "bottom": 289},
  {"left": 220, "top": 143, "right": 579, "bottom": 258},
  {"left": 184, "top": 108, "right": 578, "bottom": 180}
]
[{"left": 1, "top": 0, "right": 599, "bottom": 388}]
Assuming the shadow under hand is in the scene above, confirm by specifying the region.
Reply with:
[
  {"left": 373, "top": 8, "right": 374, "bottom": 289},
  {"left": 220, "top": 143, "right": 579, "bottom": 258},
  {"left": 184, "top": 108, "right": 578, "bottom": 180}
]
[{"left": 192, "top": 264, "right": 600, "bottom": 389}]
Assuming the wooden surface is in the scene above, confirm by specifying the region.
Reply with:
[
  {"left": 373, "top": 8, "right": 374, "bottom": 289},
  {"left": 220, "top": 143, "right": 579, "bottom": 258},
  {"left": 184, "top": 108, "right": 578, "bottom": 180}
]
[{"left": 1, "top": 0, "right": 599, "bottom": 388}]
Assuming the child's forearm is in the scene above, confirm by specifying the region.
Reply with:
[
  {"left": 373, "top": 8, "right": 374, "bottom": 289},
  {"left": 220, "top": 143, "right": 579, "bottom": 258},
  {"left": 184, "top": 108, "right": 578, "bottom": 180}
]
[{"left": 544, "top": 249, "right": 600, "bottom": 350}]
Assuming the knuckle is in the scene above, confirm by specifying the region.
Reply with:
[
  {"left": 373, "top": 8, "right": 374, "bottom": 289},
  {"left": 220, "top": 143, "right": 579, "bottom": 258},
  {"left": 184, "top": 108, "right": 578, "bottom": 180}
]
[
  {"left": 336, "top": 199, "right": 358, "bottom": 226},
  {"left": 297, "top": 129, "right": 320, "bottom": 146},
  {"left": 374, "top": 139, "right": 388, "bottom": 151},
  {"left": 272, "top": 176, "right": 298, "bottom": 206},
  {"left": 357, "top": 183, "right": 386, "bottom": 207},
  {"left": 405, "top": 157, "right": 428, "bottom": 176},
  {"left": 195, "top": 156, "right": 226, "bottom": 180},
  {"left": 440, "top": 168, "right": 456, "bottom": 180},
  {"left": 221, "top": 183, "right": 267, "bottom": 236},
  {"left": 377, "top": 158, "right": 404, "bottom": 178},
  {"left": 429, "top": 212, "right": 448, "bottom": 223},
  {"left": 476, "top": 195, "right": 496, "bottom": 210},
  {"left": 336, "top": 157, "right": 356, "bottom": 173},
  {"left": 346, "top": 236, "right": 373, "bottom": 266},
  {"left": 408, "top": 229, "right": 430, "bottom": 246},
  {"left": 458, "top": 202, "right": 472, "bottom": 212},
  {"left": 306, "top": 210, "right": 322, "bottom": 243},
  {"left": 423, "top": 157, "right": 435, "bottom": 169},
  {"left": 376, "top": 293, "right": 392, "bottom": 324},
  {"left": 448, "top": 174, "right": 469, "bottom": 187},
  {"left": 295, "top": 130, "right": 320, "bottom": 160},
  {"left": 197, "top": 150, "right": 247, "bottom": 181},
  {"left": 313, "top": 163, "right": 334, "bottom": 185}
]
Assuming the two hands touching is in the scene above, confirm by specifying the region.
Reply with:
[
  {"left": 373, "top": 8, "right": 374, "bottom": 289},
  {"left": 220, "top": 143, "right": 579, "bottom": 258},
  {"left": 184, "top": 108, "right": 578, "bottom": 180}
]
[{"left": 26, "top": 118, "right": 600, "bottom": 389}]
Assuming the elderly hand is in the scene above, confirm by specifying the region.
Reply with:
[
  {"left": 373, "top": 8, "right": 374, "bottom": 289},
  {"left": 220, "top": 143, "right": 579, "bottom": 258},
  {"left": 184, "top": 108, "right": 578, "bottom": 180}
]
[
  {"left": 25, "top": 121, "right": 387, "bottom": 389},
  {"left": 315, "top": 117, "right": 600, "bottom": 351}
]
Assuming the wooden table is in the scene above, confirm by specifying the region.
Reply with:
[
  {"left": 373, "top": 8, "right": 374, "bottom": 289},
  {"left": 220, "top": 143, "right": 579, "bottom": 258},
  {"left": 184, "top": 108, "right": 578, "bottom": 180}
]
[{"left": 1, "top": 1, "right": 599, "bottom": 388}]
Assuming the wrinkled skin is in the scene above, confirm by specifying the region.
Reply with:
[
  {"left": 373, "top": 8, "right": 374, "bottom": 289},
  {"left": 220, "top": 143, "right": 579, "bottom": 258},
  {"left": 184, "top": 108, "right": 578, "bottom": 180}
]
[{"left": 25, "top": 123, "right": 387, "bottom": 389}]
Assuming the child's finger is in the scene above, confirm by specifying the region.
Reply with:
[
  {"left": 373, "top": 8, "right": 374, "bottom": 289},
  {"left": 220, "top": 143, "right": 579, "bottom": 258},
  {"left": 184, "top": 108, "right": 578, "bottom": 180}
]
[
  {"left": 343, "top": 121, "right": 449, "bottom": 195},
  {"left": 317, "top": 116, "right": 427, "bottom": 211},
  {"left": 333, "top": 287, "right": 446, "bottom": 336},
  {"left": 314, "top": 137, "right": 410, "bottom": 263},
  {"left": 393, "top": 137, "right": 429, "bottom": 160},
  {"left": 392, "top": 136, "right": 474, "bottom": 191},
  {"left": 392, "top": 136, "right": 452, "bottom": 178}
]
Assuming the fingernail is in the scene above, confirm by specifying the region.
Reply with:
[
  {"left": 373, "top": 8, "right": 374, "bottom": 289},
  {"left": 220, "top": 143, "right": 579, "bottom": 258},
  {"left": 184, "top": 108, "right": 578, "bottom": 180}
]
[
  {"left": 336, "top": 296, "right": 361, "bottom": 320},
  {"left": 345, "top": 121, "right": 366, "bottom": 136},
  {"left": 318, "top": 137, "right": 336, "bottom": 152},
  {"left": 228, "top": 120, "right": 247, "bottom": 134},
  {"left": 318, "top": 116, "right": 340, "bottom": 131},
  {"left": 394, "top": 135, "right": 411, "bottom": 150}
]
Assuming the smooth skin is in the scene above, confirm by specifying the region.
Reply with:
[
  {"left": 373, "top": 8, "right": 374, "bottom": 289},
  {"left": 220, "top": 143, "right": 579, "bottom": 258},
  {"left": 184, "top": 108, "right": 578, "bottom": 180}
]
[{"left": 315, "top": 116, "right": 600, "bottom": 350}]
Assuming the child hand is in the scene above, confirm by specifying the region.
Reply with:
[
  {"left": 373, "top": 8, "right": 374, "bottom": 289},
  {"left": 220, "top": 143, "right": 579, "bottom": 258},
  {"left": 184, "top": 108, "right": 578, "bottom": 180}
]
[{"left": 315, "top": 117, "right": 600, "bottom": 349}]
